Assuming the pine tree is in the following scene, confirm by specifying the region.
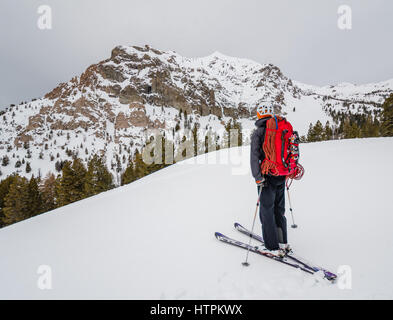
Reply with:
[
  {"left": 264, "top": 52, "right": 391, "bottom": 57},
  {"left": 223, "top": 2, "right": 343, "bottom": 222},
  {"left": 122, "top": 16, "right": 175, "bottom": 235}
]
[
  {"left": 306, "top": 123, "right": 313, "bottom": 142},
  {"left": 343, "top": 119, "right": 353, "bottom": 139},
  {"left": 352, "top": 122, "right": 361, "bottom": 138},
  {"left": 27, "top": 176, "right": 43, "bottom": 217},
  {"left": 56, "top": 161, "right": 73, "bottom": 206},
  {"left": 56, "top": 158, "right": 87, "bottom": 206},
  {"left": 381, "top": 93, "right": 393, "bottom": 137},
  {"left": 26, "top": 161, "right": 31, "bottom": 173},
  {"left": 40, "top": 173, "right": 57, "bottom": 212},
  {"left": 371, "top": 118, "right": 381, "bottom": 137},
  {"left": 0, "top": 175, "right": 17, "bottom": 227},
  {"left": 314, "top": 121, "right": 324, "bottom": 141},
  {"left": 2, "top": 155, "right": 9, "bottom": 167},
  {"left": 55, "top": 160, "right": 65, "bottom": 172},
  {"left": 71, "top": 158, "right": 87, "bottom": 197},
  {"left": 192, "top": 123, "right": 199, "bottom": 156},
  {"left": 307, "top": 121, "right": 324, "bottom": 142},
  {"left": 361, "top": 115, "right": 374, "bottom": 138},
  {"left": 121, "top": 159, "right": 136, "bottom": 185},
  {"left": 343, "top": 119, "right": 360, "bottom": 139},
  {"left": 84, "top": 155, "right": 114, "bottom": 196},
  {"left": 2, "top": 175, "right": 31, "bottom": 225},
  {"left": 133, "top": 150, "right": 149, "bottom": 180},
  {"left": 300, "top": 135, "right": 307, "bottom": 143},
  {"left": 324, "top": 121, "right": 333, "bottom": 140}
]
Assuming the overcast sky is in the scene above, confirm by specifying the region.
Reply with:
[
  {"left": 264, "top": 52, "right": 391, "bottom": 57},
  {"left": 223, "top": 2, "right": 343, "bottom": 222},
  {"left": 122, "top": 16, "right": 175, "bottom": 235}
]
[{"left": 0, "top": 0, "right": 392, "bottom": 110}]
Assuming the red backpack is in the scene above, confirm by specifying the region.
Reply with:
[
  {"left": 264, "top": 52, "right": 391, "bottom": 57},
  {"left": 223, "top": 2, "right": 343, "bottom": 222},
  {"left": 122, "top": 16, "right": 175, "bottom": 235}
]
[{"left": 261, "top": 116, "right": 300, "bottom": 177}]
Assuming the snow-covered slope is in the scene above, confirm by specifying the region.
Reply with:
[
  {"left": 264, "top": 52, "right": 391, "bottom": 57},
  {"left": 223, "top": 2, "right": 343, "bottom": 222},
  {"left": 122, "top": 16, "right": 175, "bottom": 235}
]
[
  {"left": 0, "top": 45, "right": 392, "bottom": 182},
  {"left": 1, "top": 137, "right": 392, "bottom": 299}
]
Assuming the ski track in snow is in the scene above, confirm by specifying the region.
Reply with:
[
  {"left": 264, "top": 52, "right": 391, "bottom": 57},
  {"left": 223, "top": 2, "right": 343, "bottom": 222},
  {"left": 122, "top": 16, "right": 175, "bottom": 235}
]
[{"left": 0, "top": 137, "right": 393, "bottom": 299}]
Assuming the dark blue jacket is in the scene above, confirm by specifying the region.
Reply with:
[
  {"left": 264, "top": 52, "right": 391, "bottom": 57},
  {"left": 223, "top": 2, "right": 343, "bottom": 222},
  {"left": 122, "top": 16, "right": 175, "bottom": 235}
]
[{"left": 250, "top": 117, "right": 271, "bottom": 182}]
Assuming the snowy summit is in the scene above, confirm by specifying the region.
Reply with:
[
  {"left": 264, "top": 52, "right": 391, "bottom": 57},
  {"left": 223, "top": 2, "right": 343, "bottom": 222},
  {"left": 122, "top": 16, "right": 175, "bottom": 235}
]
[{"left": 0, "top": 44, "right": 391, "bottom": 183}]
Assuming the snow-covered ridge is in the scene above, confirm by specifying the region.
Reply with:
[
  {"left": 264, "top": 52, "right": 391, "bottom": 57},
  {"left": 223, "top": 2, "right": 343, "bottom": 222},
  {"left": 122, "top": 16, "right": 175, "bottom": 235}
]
[
  {"left": 0, "top": 44, "right": 392, "bottom": 181},
  {"left": 295, "top": 78, "right": 393, "bottom": 103}
]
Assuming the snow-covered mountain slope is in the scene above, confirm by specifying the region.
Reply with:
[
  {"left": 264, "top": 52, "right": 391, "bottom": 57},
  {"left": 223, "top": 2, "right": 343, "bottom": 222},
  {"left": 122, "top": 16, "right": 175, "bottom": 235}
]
[
  {"left": 297, "top": 78, "right": 393, "bottom": 103},
  {"left": 1, "top": 137, "right": 392, "bottom": 299},
  {"left": 0, "top": 44, "right": 392, "bottom": 181}
]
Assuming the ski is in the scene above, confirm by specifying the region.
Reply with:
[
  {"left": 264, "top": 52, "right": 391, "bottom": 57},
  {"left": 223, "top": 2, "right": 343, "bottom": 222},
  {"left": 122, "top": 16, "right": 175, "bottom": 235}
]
[
  {"left": 234, "top": 222, "right": 337, "bottom": 281},
  {"left": 215, "top": 232, "right": 314, "bottom": 275}
]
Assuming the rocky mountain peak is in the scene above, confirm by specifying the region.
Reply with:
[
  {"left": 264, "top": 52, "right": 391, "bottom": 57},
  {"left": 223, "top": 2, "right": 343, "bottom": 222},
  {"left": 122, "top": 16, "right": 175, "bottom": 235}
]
[{"left": 0, "top": 45, "right": 392, "bottom": 182}]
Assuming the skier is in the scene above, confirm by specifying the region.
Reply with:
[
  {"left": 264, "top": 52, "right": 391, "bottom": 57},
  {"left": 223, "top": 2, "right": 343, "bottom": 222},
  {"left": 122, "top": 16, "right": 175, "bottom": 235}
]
[{"left": 250, "top": 105, "right": 294, "bottom": 257}]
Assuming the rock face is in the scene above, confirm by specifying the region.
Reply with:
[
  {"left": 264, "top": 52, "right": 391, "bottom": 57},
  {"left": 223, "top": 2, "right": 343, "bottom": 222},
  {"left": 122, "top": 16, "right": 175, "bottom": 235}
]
[
  {"left": 0, "top": 44, "right": 392, "bottom": 181},
  {"left": 119, "top": 86, "right": 144, "bottom": 105}
]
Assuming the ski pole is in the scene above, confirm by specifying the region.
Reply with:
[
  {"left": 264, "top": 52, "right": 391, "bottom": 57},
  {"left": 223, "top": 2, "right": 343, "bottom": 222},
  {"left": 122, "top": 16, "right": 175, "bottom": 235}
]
[
  {"left": 242, "top": 185, "right": 263, "bottom": 267},
  {"left": 286, "top": 186, "right": 298, "bottom": 228}
]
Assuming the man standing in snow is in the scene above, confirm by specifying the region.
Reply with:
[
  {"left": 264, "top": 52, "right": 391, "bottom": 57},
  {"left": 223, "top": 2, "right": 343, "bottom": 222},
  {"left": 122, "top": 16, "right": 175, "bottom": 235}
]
[{"left": 250, "top": 105, "right": 290, "bottom": 256}]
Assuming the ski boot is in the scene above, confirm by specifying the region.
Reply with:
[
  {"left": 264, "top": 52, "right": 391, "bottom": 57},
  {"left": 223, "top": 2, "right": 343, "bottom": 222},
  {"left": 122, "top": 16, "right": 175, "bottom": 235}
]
[
  {"left": 256, "top": 246, "right": 286, "bottom": 258},
  {"left": 279, "top": 243, "right": 293, "bottom": 255}
]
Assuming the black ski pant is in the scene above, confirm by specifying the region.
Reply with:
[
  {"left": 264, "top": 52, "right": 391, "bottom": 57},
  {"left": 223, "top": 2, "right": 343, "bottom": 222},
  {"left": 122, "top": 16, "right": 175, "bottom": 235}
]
[{"left": 257, "top": 176, "right": 287, "bottom": 250}]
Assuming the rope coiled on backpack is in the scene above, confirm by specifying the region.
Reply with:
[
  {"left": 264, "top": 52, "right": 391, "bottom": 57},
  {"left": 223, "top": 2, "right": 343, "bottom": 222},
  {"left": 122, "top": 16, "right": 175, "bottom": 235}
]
[{"left": 261, "top": 116, "right": 281, "bottom": 176}]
